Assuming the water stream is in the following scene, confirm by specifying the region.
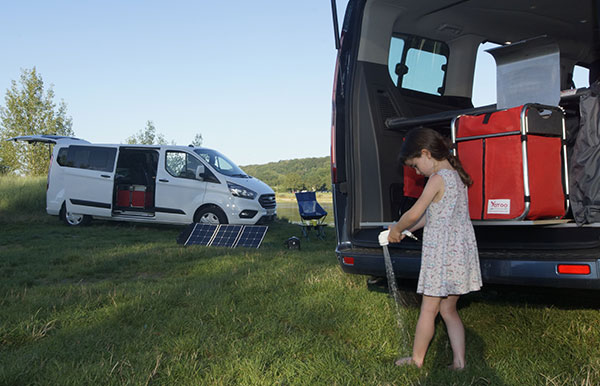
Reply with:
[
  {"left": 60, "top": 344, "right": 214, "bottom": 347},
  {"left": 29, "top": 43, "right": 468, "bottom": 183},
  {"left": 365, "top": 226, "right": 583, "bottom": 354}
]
[{"left": 382, "top": 244, "right": 411, "bottom": 356}]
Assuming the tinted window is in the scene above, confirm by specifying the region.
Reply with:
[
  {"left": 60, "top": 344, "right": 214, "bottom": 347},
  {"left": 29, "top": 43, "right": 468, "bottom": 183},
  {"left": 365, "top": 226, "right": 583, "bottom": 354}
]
[
  {"left": 57, "top": 148, "right": 68, "bottom": 166},
  {"left": 58, "top": 146, "right": 116, "bottom": 172},
  {"left": 388, "top": 34, "right": 449, "bottom": 96}
]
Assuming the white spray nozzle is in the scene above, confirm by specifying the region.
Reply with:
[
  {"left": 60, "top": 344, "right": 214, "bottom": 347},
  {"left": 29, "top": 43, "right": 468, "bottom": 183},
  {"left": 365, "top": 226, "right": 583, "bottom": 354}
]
[{"left": 378, "top": 230, "right": 390, "bottom": 246}]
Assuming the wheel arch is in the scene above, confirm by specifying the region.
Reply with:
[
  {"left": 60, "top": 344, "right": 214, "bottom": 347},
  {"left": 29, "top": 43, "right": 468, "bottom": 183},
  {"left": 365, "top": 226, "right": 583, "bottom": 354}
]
[{"left": 193, "top": 203, "right": 229, "bottom": 224}]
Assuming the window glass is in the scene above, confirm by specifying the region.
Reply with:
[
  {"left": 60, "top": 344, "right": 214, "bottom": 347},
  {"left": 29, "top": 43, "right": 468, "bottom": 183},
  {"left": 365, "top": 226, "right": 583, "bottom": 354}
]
[
  {"left": 573, "top": 65, "right": 589, "bottom": 89},
  {"left": 387, "top": 35, "right": 448, "bottom": 96},
  {"left": 472, "top": 42, "right": 500, "bottom": 107},
  {"left": 57, "top": 148, "right": 68, "bottom": 166},
  {"left": 387, "top": 38, "right": 405, "bottom": 85},
  {"left": 63, "top": 146, "right": 116, "bottom": 172},
  {"left": 166, "top": 151, "right": 202, "bottom": 179},
  {"left": 193, "top": 148, "right": 247, "bottom": 177}
]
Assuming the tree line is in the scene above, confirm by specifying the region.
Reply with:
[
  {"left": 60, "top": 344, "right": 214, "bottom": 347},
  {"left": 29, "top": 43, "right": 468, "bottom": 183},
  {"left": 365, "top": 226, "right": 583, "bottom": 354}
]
[
  {"left": 241, "top": 157, "right": 331, "bottom": 192},
  {"left": 0, "top": 68, "right": 331, "bottom": 192},
  {"left": 0, "top": 68, "right": 202, "bottom": 175}
]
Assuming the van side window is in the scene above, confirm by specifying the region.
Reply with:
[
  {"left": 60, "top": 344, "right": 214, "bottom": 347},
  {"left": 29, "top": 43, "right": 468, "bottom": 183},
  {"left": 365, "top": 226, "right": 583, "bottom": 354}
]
[
  {"left": 166, "top": 151, "right": 202, "bottom": 179},
  {"left": 57, "top": 148, "right": 68, "bottom": 166},
  {"left": 60, "top": 145, "right": 116, "bottom": 172},
  {"left": 388, "top": 34, "right": 449, "bottom": 96}
]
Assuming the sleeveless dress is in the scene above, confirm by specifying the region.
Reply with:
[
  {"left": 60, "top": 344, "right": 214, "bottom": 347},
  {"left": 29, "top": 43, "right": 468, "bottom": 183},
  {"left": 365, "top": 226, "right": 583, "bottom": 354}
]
[{"left": 417, "top": 169, "right": 482, "bottom": 297}]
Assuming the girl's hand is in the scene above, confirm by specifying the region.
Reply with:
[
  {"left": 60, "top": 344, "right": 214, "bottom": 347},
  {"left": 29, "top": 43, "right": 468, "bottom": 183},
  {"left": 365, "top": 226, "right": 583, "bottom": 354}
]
[{"left": 387, "top": 223, "right": 406, "bottom": 243}]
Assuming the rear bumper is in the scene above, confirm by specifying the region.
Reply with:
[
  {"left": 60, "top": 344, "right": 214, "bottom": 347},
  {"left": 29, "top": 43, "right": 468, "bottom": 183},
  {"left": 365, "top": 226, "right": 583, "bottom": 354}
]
[{"left": 336, "top": 247, "right": 600, "bottom": 290}]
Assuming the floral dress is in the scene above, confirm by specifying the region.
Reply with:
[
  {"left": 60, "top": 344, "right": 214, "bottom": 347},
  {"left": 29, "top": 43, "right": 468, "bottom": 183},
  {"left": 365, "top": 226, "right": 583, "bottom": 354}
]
[{"left": 417, "top": 168, "right": 482, "bottom": 297}]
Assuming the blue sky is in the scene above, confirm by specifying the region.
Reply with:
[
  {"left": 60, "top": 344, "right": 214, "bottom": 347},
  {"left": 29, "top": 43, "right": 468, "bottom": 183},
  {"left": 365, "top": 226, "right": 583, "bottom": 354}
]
[
  {"left": 0, "top": 1, "right": 589, "bottom": 165},
  {"left": 0, "top": 1, "right": 348, "bottom": 165}
]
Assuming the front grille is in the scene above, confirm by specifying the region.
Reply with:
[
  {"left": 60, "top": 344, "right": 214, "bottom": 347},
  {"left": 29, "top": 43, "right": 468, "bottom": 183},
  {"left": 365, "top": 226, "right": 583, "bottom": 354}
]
[{"left": 259, "top": 194, "right": 276, "bottom": 209}]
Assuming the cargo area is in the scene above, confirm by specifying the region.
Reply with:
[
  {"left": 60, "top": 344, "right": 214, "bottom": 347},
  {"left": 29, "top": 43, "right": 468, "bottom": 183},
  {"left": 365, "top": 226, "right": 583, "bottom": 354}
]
[
  {"left": 113, "top": 148, "right": 159, "bottom": 215},
  {"left": 332, "top": 0, "right": 600, "bottom": 287}
]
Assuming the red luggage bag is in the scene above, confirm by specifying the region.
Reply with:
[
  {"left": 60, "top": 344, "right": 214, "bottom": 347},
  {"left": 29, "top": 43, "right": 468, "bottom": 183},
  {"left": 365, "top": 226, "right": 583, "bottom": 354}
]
[{"left": 451, "top": 104, "right": 569, "bottom": 220}]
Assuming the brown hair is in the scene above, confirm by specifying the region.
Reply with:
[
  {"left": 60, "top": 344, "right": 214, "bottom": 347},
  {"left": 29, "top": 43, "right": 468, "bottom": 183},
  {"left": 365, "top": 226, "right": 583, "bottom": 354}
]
[{"left": 399, "top": 127, "right": 473, "bottom": 187}]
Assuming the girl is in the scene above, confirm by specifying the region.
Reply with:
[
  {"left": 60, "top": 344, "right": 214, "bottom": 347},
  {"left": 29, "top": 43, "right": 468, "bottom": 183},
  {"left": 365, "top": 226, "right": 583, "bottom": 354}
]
[{"left": 388, "top": 127, "right": 482, "bottom": 370}]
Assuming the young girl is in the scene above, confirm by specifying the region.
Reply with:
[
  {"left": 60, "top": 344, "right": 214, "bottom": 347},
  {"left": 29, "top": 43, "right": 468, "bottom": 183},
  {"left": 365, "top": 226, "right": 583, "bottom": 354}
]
[{"left": 388, "top": 127, "right": 482, "bottom": 370}]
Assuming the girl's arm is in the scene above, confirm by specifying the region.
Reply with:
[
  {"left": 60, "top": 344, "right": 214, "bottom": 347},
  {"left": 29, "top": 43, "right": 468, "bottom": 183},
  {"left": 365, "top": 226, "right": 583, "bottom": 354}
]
[
  {"left": 408, "top": 212, "right": 426, "bottom": 232},
  {"left": 388, "top": 174, "right": 444, "bottom": 243}
]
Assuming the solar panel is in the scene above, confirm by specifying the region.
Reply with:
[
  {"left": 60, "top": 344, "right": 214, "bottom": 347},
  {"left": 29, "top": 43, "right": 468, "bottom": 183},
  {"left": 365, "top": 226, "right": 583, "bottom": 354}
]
[{"left": 177, "top": 224, "right": 268, "bottom": 248}]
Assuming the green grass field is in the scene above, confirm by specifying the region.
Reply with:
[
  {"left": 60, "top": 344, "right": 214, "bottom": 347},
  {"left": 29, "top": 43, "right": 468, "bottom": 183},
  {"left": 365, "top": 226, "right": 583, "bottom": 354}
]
[{"left": 1, "top": 176, "right": 599, "bottom": 385}]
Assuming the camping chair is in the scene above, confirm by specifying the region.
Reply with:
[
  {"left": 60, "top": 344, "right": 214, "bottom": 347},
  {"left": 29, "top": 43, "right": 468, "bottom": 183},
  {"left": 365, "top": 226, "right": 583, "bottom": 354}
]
[{"left": 295, "top": 191, "right": 328, "bottom": 239}]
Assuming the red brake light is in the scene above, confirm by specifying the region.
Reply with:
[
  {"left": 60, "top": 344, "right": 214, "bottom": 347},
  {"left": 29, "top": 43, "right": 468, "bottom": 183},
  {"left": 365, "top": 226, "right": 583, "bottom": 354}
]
[
  {"left": 342, "top": 256, "right": 354, "bottom": 266},
  {"left": 557, "top": 264, "right": 591, "bottom": 275}
]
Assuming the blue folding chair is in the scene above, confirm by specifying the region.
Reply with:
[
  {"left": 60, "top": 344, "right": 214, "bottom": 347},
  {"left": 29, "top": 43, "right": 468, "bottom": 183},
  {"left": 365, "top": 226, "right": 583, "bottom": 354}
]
[{"left": 295, "top": 191, "right": 328, "bottom": 239}]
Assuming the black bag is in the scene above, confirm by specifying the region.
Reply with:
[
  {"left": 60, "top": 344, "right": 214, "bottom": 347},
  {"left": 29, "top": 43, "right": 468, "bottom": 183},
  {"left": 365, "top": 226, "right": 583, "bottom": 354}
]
[{"left": 570, "top": 81, "right": 600, "bottom": 224}]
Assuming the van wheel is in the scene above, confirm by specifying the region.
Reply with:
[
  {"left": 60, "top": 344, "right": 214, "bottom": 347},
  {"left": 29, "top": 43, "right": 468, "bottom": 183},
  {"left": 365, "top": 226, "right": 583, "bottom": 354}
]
[
  {"left": 60, "top": 205, "right": 92, "bottom": 226},
  {"left": 194, "top": 206, "right": 228, "bottom": 224}
]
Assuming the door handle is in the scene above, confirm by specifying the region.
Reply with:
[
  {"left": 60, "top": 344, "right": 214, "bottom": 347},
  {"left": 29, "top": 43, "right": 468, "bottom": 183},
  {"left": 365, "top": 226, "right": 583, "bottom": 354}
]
[
  {"left": 101, "top": 174, "right": 111, "bottom": 178},
  {"left": 159, "top": 179, "right": 169, "bottom": 183}
]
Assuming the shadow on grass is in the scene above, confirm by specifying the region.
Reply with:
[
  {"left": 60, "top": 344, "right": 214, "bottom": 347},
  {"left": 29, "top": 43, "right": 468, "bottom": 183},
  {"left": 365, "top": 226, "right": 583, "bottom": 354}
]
[
  {"left": 422, "top": 327, "right": 508, "bottom": 386},
  {"left": 367, "top": 278, "right": 507, "bottom": 384},
  {"left": 464, "top": 284, "right": 600, "bottom": 310}
]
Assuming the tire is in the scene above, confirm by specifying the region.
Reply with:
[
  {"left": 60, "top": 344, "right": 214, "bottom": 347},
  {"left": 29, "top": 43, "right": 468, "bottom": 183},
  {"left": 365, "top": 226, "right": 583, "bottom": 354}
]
[
  {"left": 194, "top": 206, "right": 228, "bottom": 224},
  {"left": 59, "top": 205, "right": 92, "bottom": 226}
]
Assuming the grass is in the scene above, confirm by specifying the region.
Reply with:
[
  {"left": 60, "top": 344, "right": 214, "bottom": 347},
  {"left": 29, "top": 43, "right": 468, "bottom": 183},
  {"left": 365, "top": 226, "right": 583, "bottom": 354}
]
[
  {"left": 1, "top": 176, "right": 600, "bottom": 385},
  {"left": 275, "top": 192, "right": 332, "bottom": 203}
]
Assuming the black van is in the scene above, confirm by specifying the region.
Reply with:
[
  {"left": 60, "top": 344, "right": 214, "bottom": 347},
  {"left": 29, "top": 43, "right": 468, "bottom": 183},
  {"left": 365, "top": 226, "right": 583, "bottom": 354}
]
[{"left": 330, "top": 0, "right": 600, "bottom": 289}]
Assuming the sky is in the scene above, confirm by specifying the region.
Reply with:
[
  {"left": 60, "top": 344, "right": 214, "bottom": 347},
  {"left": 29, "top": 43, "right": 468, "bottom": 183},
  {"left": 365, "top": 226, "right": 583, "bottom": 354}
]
[
  {"left": 0, "top": 1, "right": 589, "bottom": 166},
  {"left": 0, "top": 1, "right": 349, "bottom": 165}
]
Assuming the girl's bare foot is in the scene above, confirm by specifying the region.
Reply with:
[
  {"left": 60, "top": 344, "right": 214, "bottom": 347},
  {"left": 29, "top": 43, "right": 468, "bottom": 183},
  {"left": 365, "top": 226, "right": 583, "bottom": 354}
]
[{"left": 447, "top": 363, "right": 465, "bottom": 371}]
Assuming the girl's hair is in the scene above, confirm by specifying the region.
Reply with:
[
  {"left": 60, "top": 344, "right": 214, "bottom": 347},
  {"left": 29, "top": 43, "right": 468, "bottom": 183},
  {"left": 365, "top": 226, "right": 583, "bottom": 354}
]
[{"left": 399, "top": 127, "right": 473, "bottom": 187}]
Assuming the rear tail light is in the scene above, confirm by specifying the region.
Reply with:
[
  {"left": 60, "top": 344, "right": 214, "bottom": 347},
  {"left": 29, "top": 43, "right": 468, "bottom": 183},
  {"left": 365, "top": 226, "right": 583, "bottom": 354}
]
[
  {"left": 342, "top": 256, "right": 354, "bottom": 265},
  {"left": 557, "top": 264, "right": 591, "bottom": 275}
]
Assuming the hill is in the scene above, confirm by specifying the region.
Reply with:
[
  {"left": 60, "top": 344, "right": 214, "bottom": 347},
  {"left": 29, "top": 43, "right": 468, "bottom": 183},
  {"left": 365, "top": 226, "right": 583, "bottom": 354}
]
[{"left": 241, "top": 156, "right": 331, "bottom": 192}]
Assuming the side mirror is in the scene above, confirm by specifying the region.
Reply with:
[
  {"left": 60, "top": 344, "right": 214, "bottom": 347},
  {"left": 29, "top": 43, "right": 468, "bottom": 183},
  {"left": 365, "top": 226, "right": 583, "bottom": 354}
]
[{"left": 195, "top": 165, "right": 205, "bottom": 180}]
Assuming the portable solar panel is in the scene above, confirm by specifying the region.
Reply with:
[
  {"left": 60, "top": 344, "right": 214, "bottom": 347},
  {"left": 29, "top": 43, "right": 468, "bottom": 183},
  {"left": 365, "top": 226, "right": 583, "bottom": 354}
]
[{"left": 177, "top": 224, "right": 268, "bottom": 248}]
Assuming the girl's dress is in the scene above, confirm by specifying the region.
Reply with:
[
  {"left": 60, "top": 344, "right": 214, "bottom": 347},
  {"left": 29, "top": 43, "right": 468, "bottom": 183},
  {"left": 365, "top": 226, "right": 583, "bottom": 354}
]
[{"left": 417, "top": 168, "right": 482, "bottom": 297}]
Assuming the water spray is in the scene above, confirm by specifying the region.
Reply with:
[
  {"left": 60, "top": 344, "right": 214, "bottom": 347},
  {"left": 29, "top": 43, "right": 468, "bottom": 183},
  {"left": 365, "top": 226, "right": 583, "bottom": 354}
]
[{"left": 378, "top": 229, "right": 416, "bottom": 355}]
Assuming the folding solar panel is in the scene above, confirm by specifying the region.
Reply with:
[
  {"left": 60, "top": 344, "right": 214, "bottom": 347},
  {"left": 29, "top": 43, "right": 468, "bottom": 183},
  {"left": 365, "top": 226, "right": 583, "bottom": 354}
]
[
  {"left": 236, "top": 226, "right": 269, "bottom": 248},
  {"left": 177, "top": 224, "right": 268, "bottom": 248}
]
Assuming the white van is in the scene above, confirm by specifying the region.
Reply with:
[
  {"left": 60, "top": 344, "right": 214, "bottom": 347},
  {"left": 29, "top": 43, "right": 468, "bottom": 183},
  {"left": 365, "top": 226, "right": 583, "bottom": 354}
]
[{"left": 10, "top": 135, "right": 276, "bottom": 226}]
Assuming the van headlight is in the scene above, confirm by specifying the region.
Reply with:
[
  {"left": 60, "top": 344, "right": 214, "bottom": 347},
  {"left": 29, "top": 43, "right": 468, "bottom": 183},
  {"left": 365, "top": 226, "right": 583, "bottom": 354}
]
[{"left": 227, "top": 182, "right": 256, "bottom": 199}]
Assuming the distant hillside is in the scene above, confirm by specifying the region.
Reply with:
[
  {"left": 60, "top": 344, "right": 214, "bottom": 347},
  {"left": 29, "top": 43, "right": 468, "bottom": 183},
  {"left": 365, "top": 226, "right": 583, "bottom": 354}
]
[{"left": 241, "top": 156, "right": 331, "bottom": 192}]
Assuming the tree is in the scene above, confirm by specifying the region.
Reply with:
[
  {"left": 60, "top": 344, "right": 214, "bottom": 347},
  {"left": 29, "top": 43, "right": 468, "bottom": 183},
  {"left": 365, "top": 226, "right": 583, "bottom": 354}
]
[
  {"left": 0, "top": 68, "right": 74, "bottom": 175},
  {"left": 191, "top": 133, "right": 203, "bottom": 147},
  {"left": 126, "top": 121, "right": 169, "bottom": 145}
]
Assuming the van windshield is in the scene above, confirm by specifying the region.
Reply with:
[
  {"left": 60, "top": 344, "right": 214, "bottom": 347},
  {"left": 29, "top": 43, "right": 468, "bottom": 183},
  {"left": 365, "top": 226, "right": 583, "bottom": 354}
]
[{"left": 193, "top": 148, "right": 248, "bottom": 178}]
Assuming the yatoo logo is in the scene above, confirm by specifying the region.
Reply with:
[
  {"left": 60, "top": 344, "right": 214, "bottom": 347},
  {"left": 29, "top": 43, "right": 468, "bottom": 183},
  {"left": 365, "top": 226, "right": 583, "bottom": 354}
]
[{"left": 487, "top": 199, "right": 510, "bottom": 215}]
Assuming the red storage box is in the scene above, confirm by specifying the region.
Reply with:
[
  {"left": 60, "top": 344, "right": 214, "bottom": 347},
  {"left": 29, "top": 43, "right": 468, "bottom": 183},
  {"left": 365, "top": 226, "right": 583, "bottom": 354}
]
[
  {"left": 131, "top": 185, "right": 146, "bottom": 208},
  {"left": 117, "top": 186, "right": 131, "bottom": 207},
  {"left": 116, "top": 185, "right": 152, "bottom": 209},
  {"left": 451, "top": 104, "right": 569, "bottom": 220}
]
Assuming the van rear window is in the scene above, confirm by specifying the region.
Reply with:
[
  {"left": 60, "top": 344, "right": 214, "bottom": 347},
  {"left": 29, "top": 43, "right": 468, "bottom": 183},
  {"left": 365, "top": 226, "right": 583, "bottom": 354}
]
[
  {"left": 388, "top": 34, "right": 449, "bottom": 96},
  {"left": 57, "top": 146, "right": 116, "bottom": 172}
]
